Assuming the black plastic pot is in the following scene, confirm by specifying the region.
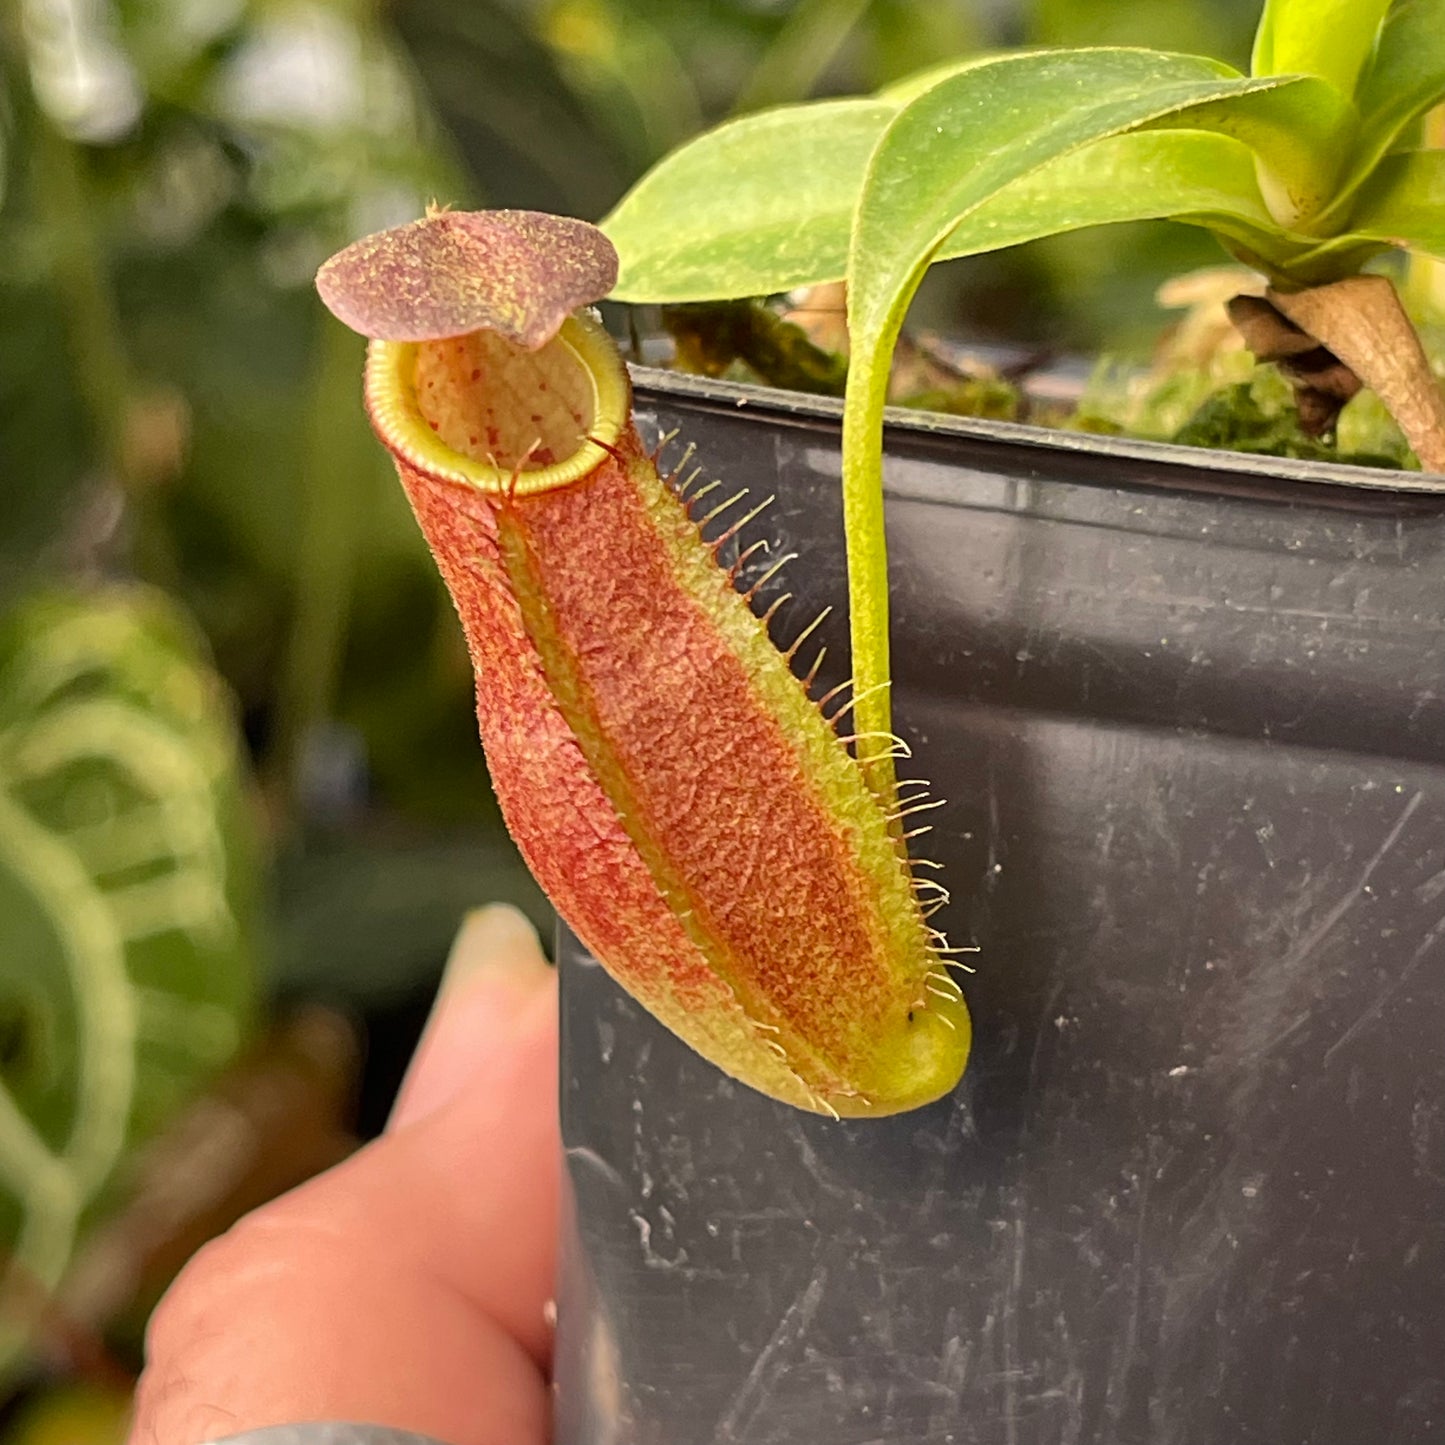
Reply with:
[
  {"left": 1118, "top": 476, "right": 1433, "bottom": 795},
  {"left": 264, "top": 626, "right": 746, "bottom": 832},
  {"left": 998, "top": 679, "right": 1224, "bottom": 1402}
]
[{"left": 554, "top": 369, "right": 1445, "bottom": 1445}]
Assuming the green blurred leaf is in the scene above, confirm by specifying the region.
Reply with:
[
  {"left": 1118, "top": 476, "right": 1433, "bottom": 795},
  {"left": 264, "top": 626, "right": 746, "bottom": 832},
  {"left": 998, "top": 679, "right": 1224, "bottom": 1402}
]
[
  {"left": 0, "top": 587, "right": 259, "bottom": 1380},
  {"left": 274, "top": 831, "right": 546, "bottom": 1010},
  {"left": 1336, "top": 149, "right": 1445, "bottom": 260},
  {"left": 0, "top": 285, "right": 94, "bottom": 602},
  {"left": 1341, "top": 0, "right": 1445, "bottom": 204},
  {"left": 394, "top": 0, "right": 634, "bottom": 217},
  {"left": 5, "top": 1382, "right": 130, "bottom": 1445},
  {"left": 542, "top": 0, "right": 704, "bottom": 166},
  {"left": 1250, "top": 0, "right": 1389, "bottom": 95},
  {"left": 1033, "top": 0, "right": 1255, "bottom": 62},
  {"left": 731, "top": 0, "right": 872, "bottom": 115},
  {"left": 110, "top": 0, "right": 247, "bottom": 108},
  {"left": 861, "top": 0, "right": 980, "bottom": 91}
]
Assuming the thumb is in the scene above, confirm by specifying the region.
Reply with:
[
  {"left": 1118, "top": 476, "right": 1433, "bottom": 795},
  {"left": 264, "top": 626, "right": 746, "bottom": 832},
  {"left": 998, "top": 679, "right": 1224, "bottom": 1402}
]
[
  {"left": 390, "top": 904, "right": 554, "bottom": 1130},
  {"left": 130, "top": 906, "right": 560, "bottom": 1445}
]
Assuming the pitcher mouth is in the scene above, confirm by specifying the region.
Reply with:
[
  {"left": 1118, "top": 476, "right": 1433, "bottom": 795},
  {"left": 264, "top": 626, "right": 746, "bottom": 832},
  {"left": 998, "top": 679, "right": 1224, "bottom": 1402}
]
[{"left": 364, "top": 309, "right": 629, "bottom": 496}]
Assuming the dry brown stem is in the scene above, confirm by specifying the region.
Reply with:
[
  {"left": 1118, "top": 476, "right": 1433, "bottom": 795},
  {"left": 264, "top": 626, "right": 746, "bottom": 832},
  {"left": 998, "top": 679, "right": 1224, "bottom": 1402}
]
[
  {"left": 1265, "top": 275, "right": 1445, "bottom": 474},
  {"left": 1226, "top": 293, "right": 1362, "bottom": 437}
]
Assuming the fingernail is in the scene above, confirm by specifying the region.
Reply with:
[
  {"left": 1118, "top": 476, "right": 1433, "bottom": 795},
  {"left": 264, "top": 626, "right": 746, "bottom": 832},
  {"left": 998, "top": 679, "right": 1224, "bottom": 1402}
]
[
  {"left": 443, "top": 902, "right": 550, "bottom": 997},
  {"left": 387, "top": 904, "right": 553, "bottom": 1130}
]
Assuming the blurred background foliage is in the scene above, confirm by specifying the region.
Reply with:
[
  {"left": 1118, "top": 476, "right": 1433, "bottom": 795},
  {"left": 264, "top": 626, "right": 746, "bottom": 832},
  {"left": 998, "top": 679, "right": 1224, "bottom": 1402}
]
[{"left": 0, "top": 0, "right": 1280, "bottom": 1433}]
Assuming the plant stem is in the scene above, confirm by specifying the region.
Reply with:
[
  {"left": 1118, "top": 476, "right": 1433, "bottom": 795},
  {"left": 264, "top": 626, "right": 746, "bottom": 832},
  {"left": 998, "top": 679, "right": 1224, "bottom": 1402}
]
[{"left": 839, "top": 306, "right": 902, "bottom": 807}]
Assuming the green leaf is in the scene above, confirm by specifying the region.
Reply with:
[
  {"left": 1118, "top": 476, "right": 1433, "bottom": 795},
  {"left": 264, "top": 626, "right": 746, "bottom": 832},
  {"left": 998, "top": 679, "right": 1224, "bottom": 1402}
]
[
  {"left": 605, "top": 98, "right": 895, "bottom": 300},
  {"left": 605, "top": 97, "right": 1317, "bottom": 304},
  {"left": 1341, "top": 148, "right": 1445, "bottom": 260},
  {"left": 0, "top": 587, "right": 260, "bottom": 1381},
  {"left": 890, "top": 50, "right": 1364, "bottom": 228},
  {"left": 1343, "top": 0, "right": 1445, "bottom": 198},
  {"left": 875, "top": 52, "right": 1000, "bottom": 105},
  {"left": 1154, "top": 72, "right": 1357, "bottom": 227},
  {"left": 848, "top": 44, "right": 1357, "bottom": 406},
  {"left": 857, "top": 52, "right": 1354, "bottom": 292},
  {"left": 838, "top": 47, "right": 1351, "bottom": 775},
  {"left": 946, "top": 130, "right": 1314, "bottom": 273},
  {"left": 1251, "top": 0, "right": 1390, "bottom": 95},
  {"left": 1286, "top": 151, "right": 1445, "bottom": 282}
]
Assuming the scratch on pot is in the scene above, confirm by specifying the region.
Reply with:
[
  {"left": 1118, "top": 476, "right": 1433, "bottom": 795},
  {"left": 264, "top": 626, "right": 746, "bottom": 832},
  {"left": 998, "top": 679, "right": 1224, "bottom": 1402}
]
[
  {"left": 1324, "top": 907, "right": 1445, "bottom": 1065},
  {"left": 1000, "top": 1206, "right": 1025, "bottom": 1445},
  {"left": 1296, "top": 792, "right": 1421, "bottom": 965},
  {"left": 1048, "top": 1311, "right": 1086, "bottom": 1445},
  {"left": 936, "top": 1326, "right": 973, "bottom": 1400},
  {"left": 789, "top": 1120, "right": 859, "bottom": 1207},
  {"left": 1238, "top": 789, "right": 1423, "bottom": 1066},
  {"left": 985, "top": 760, "right": 1002, "bottom": 891},
  {"left": 1333, "top": 790, "right": 1422, "bottom": 909},
  {"left": 714, "top": 1272, "right": 827, "bottom": 1442},
  {"left": 1104, "top": 1159, "right": 1153, "bottom": 1437},
  {"left": 1027, "top": 976, "right": 1066, "bottom": 1096},
  {"left": 1410, "top": 1098, "right": 1444, "bottom": 1184},
  {"left": 1414, "top": 866, "right": 1445, "bottom": 908}
]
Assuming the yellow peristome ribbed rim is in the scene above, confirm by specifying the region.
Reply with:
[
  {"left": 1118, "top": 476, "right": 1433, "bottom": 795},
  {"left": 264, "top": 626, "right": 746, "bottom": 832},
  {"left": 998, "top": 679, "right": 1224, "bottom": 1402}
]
[{"left": 363, "top": 310, "right": 629, "bottom": 497}]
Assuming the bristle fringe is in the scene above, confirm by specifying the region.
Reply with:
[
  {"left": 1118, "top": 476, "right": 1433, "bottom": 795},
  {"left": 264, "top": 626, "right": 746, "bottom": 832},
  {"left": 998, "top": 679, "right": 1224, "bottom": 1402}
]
[
  {"left": 925, "top": 968, "right": 964, "bottom": 999},
  {"left": 695, "top": 488, "right": 749, "bottom": 529},
  {"left": 649, "top": 427, "right": 681, "bottom": 466},
  {"left": 741, "top": 551, "right": 797, "bottom": 602},
  {"left": 784, "top": 607, "right": 831, "bottom": 663},
  {"left": 911, "top": 879, "right": 951, "bottom": 900},
  {"left": 759, "top": 592, "right": 793, "bottom": 628},
  {"left": 683, "top": 472, "right": 719, "bottom": 507},
  {"left": 710, "top": 495, "right": 775, "bottom": 549},
  {"left": 727, "top": 539, "right": 771, "bottom": 579},
  {"left": 663, "top": 443, "right": 699, "bottom": 494},
  {"left": 885, "top": 797, "right": 946, "bottom": 824},
  {"left": 826, "top": 679, "right": 890, "bottom": 726},
  {"left": 834, "top": 730, "right": 913, "bottom": 760}
]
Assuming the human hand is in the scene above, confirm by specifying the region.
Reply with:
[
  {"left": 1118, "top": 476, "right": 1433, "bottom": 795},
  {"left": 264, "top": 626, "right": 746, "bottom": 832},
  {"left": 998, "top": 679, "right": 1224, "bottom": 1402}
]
[{"left": 129, "top": 905, "right": 560, "bottom": 1445}]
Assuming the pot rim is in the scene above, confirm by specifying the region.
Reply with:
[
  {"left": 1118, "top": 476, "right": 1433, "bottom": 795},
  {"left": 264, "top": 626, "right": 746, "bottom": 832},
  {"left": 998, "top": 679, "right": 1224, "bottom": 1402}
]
[{"left": 628, "top": 363, "right": 1445, "bottom": 500}]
